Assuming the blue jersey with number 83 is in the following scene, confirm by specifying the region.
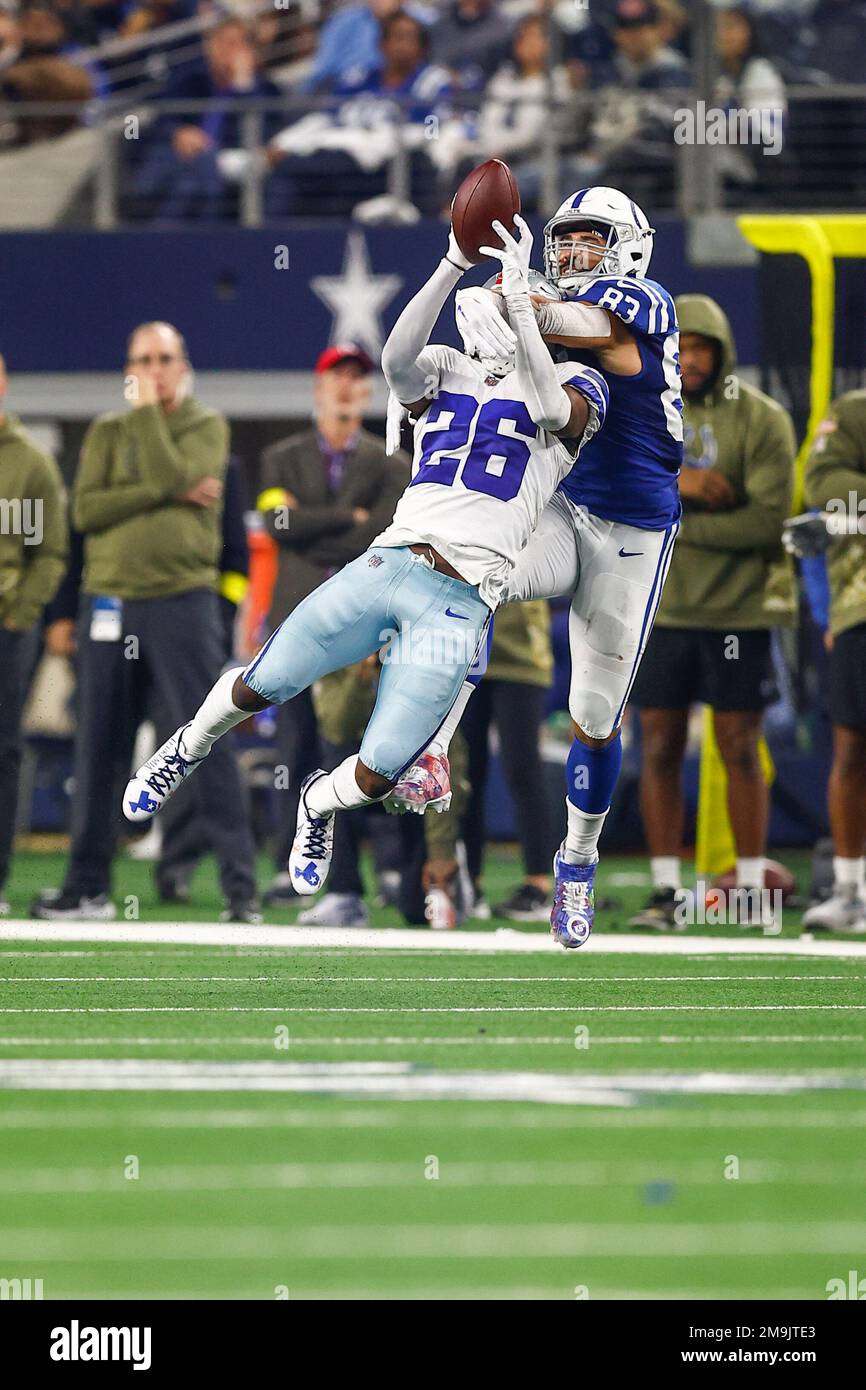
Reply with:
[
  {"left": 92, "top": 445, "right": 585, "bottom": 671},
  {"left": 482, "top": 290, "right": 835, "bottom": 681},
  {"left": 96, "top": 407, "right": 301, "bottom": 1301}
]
[{"left": 557, "top": 275, "right": 683, "bottom": 529}]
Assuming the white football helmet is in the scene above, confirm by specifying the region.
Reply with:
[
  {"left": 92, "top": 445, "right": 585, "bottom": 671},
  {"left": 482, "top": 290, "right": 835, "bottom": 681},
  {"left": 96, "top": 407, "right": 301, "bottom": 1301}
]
[
  {"left": 455, "top": 268, "right": 561, "bottom": 378},
  {"left": 543, "top": 186, "right": 655, "bottom": 294}
]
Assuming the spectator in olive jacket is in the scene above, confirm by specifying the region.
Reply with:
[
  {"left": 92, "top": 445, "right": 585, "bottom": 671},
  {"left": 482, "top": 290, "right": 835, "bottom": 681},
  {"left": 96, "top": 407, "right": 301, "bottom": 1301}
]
[
  {"left": 0, "top": 351, "right": 68, "bottom": 912},
  {"left": 31, "top": 322, "right": 259, "bottom": 923}
]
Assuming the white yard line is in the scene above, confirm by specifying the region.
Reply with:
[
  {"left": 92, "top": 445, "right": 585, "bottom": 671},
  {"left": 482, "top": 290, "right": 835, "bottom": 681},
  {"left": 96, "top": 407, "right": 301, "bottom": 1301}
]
[
  {"left": 0, "top": 1104, "right": 863, "bottom": 1130},
  {"left": 53, "top": 1283, "right": 821, "bottom": 1301},
  {"left": 1, "top": 920, "right": 865, "bottom": 957},
  {"left": 0, "top": 1033, "right": 861, "bottom": 1047},
  {"left": 2, "top": 1220, "right": 865, "bottom": 1261},
  {"left": 0, "top": 1059, "right": 863, "bottom": 1102},
  {"left": 3, "top": 1156, "right": 865, "bottom": 1194},
  {"left": 0, "top": 974, "right": 860, "bottom": 984},
  {"left": 1, "top": 947, "right": 863, "bottom": 965},
  {"left": 1, "top": 1004, "right": 865, "bottom": 1015}
]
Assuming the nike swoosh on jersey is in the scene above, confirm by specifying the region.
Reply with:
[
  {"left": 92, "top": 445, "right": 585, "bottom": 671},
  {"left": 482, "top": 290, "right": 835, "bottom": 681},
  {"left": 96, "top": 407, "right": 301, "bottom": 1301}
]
[
  {"left": 444, "top": 607, "right": 469, "bottom": 620},
  {"left": 618, "top": 548, "right": 645, "bottom": 558}
]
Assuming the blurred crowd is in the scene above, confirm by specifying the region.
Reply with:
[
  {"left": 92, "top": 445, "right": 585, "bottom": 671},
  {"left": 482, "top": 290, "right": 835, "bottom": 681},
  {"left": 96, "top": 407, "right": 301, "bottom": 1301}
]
[{"left": 1, "top": 0, "right": 864, "bottom": 216}]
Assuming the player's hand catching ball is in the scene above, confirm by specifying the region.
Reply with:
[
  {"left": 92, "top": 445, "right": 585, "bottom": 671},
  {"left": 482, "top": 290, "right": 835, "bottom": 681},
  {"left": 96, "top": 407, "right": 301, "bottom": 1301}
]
[
  {"left": 446, "top": 225, "right": 474, "bottom": 273},
  {"left": 455, "top": 288, "right": 517, "bottom": 364},
  {"left": 479, "top": 215, "right": 533, "bottom": 296}
]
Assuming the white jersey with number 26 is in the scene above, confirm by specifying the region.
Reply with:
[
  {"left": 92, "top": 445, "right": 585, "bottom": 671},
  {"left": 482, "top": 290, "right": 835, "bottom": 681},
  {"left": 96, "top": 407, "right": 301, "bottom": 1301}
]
[{"left": 374, "top": 345, "right": 609, "bottom": 609}]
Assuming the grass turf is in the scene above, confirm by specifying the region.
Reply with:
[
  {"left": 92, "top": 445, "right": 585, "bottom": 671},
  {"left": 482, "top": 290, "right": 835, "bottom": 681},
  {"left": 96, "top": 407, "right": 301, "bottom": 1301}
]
[
  {"left": 3, "top": 844, "right": 818, "bottom": 934},
  {"left": 1, "top": 847, "right": 864, "bottom": 1301}
]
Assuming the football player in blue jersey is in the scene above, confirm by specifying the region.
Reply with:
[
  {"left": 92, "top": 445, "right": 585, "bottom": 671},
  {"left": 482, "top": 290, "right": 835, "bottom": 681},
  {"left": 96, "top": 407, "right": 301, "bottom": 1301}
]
[{"left": 391, "top": 186, "right": 684, "bottom": 949}]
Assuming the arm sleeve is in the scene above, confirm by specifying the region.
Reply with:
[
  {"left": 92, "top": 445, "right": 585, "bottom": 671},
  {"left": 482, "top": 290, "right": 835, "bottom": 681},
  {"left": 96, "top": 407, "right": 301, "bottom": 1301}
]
[
  {"left": 381, "top": 257, "right": 465, "bottom": 404},
  {"left": 683, "top": 407, "right": 796, "bottom": 551},
  {"left": 72, "top": 419, "right": 175, "bottom": 533},
  {"left": 504, "top": 289, "right": 578, "bottom": 432},
  {"left": 805, "top": 402, "right": 866, "bottom": 511},
  {"left": 532, "top": 299, "right": 612, "bottom": 340},
  {"left": 15, "top": 457, "right": 70, "bottom": 627}
]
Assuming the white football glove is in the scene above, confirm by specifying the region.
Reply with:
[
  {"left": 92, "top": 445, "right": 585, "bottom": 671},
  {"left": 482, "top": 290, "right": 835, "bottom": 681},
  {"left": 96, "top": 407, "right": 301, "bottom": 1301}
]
[
  {"left": 479, "top": 215, "right": 533, "bottom": 296},
  {"left": 446, "top": 226, "right": 473, "bottom": 273},
  {"left": 455, "top": 287, "right": 517, "bottom": 363}
]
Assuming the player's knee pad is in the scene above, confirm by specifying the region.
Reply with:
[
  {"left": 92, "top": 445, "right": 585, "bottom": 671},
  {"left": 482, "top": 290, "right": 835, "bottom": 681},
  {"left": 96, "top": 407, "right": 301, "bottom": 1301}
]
[{"left": 568, "top": 683, "right": 618, "bottom": 742}]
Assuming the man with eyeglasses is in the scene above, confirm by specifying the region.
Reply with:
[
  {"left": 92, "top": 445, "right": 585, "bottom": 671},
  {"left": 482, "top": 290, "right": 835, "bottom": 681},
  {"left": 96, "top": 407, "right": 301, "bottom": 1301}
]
[{"left": 31, "top": 321, "right": 259, "bottom": 923}]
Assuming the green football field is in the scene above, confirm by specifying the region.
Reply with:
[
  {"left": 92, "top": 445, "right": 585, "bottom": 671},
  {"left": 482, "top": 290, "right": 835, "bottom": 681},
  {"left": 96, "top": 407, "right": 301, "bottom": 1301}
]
[{"left": 1, "top": 847, "right": 865, "bottom": 1301}]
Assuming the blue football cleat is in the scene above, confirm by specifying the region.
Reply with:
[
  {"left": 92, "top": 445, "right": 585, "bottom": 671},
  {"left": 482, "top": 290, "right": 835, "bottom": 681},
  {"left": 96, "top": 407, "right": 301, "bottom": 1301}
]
[{"left": 550, "top": 848, "right": 595, "bottom": 949}]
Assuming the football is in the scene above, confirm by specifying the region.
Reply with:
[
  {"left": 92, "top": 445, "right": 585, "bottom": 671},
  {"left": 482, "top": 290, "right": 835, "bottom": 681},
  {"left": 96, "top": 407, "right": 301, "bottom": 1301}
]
[
  {"left": 450, "top": 158, "right": 521, "bottom": 265},
  {"left": 706, "top": 858, "right": 797, "bottom": 909}
]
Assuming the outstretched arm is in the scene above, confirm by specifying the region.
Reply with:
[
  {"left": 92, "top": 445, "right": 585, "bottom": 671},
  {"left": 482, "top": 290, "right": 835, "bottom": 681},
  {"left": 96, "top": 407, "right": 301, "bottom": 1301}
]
[
  {"left": 482, "top": 217, "right": 588, "bottom": 438},
  {"left": 456, "top": 286, "right": 612, "bottom": 354},
  {"left": 531, "top": 296, "right": 613, "bottom": 348},
  {"left": 380, "top": 229, "right": 472, "bottom": 415}
]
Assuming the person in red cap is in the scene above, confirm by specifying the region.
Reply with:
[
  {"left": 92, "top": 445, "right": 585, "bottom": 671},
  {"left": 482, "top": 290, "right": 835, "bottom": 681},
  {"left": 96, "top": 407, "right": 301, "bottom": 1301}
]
[{"left": 252, "top": 342, "right": 408, "bottom": 906}]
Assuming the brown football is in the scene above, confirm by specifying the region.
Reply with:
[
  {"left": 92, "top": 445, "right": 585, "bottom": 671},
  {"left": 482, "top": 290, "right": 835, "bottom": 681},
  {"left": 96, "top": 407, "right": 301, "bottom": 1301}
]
[
  {"left": 451, "top": 159, "right": 521, "bottom": 265},
  {"left": 706, "top": 859, "right": 797, "bottom": 907}
]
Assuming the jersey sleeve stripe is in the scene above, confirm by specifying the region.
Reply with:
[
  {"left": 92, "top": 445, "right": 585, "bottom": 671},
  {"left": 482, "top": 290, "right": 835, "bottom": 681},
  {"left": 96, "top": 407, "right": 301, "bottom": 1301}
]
[
  {"left": 613, "top": 277, "right": 673, "bottom": 335},
  {"left": 632, "top": 279, "right": 664, "bottom": 334},
  {"left": 564, "top": 370, "right": 610, "bottom": 424}
]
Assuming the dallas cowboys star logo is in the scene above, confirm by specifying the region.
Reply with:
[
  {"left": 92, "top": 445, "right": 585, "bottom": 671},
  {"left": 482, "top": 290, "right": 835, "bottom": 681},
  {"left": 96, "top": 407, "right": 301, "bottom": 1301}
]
[{"left": 311, "top": 230, "right": 402, "bottom": 359}]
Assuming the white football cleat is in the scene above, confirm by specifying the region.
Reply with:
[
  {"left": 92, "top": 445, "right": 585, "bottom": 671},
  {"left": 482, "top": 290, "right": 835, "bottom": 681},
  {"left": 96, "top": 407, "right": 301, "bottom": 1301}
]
[
  {"left": 802, "top": 889, "right": 866, "bottom": 934},
  {"left": 289, "top": 771, "right": 335, "bottom": 895},
  {"left": 123, "top": 724, "right": 203, "bottom": 823}
]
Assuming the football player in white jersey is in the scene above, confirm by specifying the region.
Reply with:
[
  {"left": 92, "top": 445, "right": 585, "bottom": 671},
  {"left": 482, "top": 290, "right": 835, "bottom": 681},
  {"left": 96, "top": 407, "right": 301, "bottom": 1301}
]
[
  {"left": 390, "top": 187, "right": 684, "bottom": 950},
  {"left": 121, "top": 215, "right": 608, "bottom": 899}
]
